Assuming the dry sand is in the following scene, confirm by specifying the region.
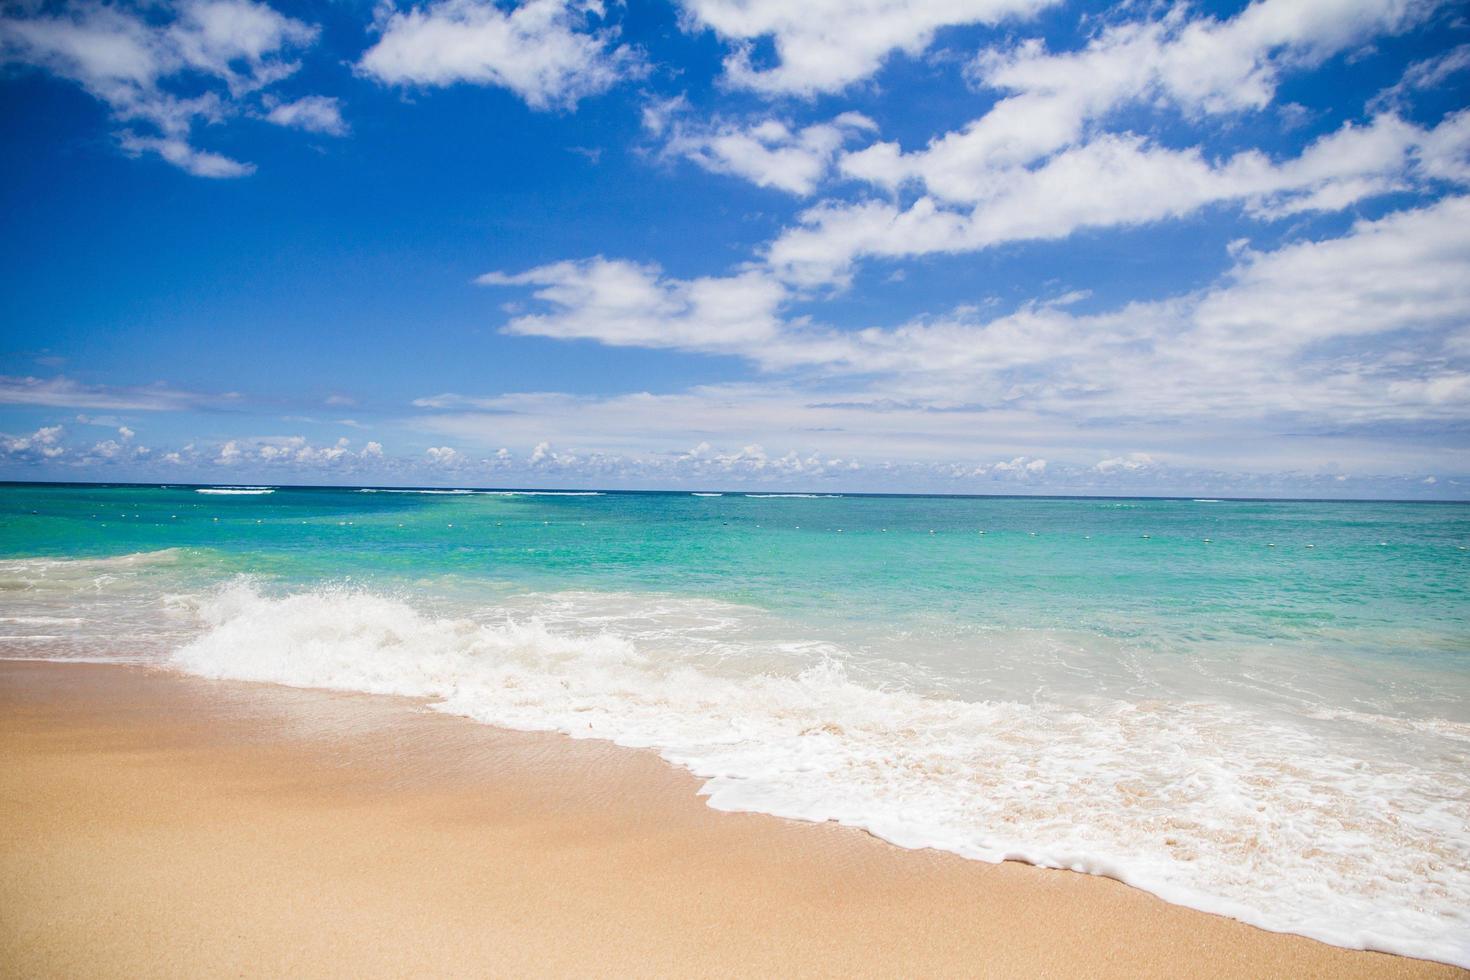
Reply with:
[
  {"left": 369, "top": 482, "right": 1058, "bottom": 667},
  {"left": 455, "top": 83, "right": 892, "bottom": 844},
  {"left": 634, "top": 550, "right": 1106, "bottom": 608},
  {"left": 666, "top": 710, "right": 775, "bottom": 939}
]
[{"left": 1, "top": 660, "right": 1463, "bottom": 978}]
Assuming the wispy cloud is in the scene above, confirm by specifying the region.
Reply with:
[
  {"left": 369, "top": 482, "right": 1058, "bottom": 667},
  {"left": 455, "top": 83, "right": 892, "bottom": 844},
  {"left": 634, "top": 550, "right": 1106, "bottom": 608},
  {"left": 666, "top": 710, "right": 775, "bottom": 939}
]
[
  {"left": 0, "top": 375, "right": 215, "bottom": 411},
  {"left": 0, "top": 0, "right": 329, "bottom": 175}
]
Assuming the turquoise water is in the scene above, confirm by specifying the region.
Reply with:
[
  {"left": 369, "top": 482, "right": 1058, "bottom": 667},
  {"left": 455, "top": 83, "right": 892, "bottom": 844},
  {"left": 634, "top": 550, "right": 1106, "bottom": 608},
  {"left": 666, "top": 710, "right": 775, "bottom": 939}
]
[{"left": 2, "top": 483, "right": 1468, "bottom": 964}]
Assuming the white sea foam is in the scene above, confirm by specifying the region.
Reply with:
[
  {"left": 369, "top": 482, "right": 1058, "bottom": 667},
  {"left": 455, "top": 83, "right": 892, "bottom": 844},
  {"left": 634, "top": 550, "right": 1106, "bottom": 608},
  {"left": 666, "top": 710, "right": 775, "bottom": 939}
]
[
  {"left": 692, "top": 492, "right": 724, "bottom": 497},
  {"left": 197, "top": 488, "right": 274, "bottom": 495},
  {"left": 745, "top": 493, "right": 842, "bottom": 498},
  {"left": 358, "top": 489, "right": 604, "bottom": 496},
  {"left": 477, "top": 491, "right": 605, "bottom": 497},
  {"left": 168, "top": 580, "right": 1470, "bottom": 968}
]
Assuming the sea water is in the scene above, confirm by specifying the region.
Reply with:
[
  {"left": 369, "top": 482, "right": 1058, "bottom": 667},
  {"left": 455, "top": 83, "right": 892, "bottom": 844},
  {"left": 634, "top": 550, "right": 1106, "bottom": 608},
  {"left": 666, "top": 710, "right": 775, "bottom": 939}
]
[{"left": 1, "top": 483, "right": 1467, "bottom": 965}]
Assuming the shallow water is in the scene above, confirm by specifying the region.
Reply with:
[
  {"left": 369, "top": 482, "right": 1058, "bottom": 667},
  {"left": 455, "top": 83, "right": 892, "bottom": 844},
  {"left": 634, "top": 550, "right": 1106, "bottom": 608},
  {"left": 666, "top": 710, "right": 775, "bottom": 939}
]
[{"left": 2, "top": 483, "right": 1467, "bottom": 965}]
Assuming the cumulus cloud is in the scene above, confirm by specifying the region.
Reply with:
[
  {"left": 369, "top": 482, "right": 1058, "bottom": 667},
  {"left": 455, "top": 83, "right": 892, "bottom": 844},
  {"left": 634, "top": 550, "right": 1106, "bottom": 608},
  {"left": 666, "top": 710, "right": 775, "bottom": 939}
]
[
  {"left": 849, "top": 0, "right": 1437, "bottom": 194},
  {"left": 359, "top": 0, "right": 639, "bottom": 110},
  {"left": 676, "top": 0, "right": 1058, "bottom": 97},
  {"left": 0, "top": 0, "right": 326, "bottom": 175},
  {"left": 1, "top": 425, "right": 66, "bottom": 461},
  {"left": 485, "top": 195, "right": 1470, "bottom": 436},
  {"left": 208, "top": 435, "right": 387, "bottom": 469},
  {"left": 1095, "top": 453, "right": 1154, "bottom": 474},
  {"left": 774, "top": 112, "right": 1469, "bottom": 286},
  {"left": 0, "top": 423, "right": 157, "bottom": 465},
  {"left": 657, "top": 111, "right": 877, "bottom": 195},
  {"left": 479, "top": 257, "right": 790, "bottom": 354}
]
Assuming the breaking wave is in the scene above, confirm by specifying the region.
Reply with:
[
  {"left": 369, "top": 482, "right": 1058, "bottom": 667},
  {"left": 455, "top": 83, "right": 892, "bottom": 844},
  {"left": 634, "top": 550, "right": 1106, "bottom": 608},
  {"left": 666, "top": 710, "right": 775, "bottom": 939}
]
[{"left": 166, "top": 579, "right": 1470, "bottom": 968}]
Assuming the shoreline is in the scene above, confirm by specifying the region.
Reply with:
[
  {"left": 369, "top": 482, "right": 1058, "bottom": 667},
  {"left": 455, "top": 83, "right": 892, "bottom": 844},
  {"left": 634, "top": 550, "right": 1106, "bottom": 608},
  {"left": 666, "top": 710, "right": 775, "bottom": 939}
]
[{"left": 2, "top": 660, "right": 1463, "bottom": 978}]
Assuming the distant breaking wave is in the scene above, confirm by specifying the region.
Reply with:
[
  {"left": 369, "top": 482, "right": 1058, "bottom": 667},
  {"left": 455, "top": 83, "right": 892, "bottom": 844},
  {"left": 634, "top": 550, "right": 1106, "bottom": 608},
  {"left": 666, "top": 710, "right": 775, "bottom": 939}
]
[
  {"left": 355, "top": 489, "right": 604, "bottom": 497},
  {"left": 196, "top": 488, "right": 274, "bottom": 495},
  {"left": 745, "top": 493, "right": 842, "bottom": 499},
  {"left": 358, "top": 489, "right": 475, "bottom": 495},
  {"left": 691, "top": 492, "right": 723, "bottom": 497},
  {"left": 478, "top": 491, "right": 604, "bottom": 497}
]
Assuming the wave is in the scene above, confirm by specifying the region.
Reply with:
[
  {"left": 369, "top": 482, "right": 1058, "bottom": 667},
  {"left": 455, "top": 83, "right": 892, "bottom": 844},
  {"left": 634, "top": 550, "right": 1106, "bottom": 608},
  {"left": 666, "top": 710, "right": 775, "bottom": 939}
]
[
  {"left": 355, "top": 489, "right": 605, "bottom": 497},
  {"left": 358, "top": 488, "right": 475, "bottom": 495},
  {"left": 692, "top": 493, "right": 724, "bottom": 497},
  {"left": 0, "top": 548, "right": 186, "bottom": 576},
  {"left": 745, "top": 493, "right": 842, "bottom": 499},
  {"left": 168, "top": 580, "right": 1470, "bottom": 968},
  {"left": 477, "top": 491, "right": 604, "bottom": 497},
  {"left": 197, "top": 488, "right": 274, "bottom": 495}
]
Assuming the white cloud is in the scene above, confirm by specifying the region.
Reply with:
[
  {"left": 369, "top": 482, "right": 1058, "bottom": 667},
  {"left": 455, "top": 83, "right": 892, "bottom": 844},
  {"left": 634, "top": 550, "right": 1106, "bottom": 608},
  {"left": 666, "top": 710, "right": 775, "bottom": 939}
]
[
  {"left": 676, "top": 0, "right": 1058, "bottom": 97},
  {"left": 263, "top": 94, "right": 348, "bottom": 136},
  {"left": 359, "top": 0, "right": 638, "bottom": 110},
  {"left": 203, "top": 435, "right": 385, "bottom": 468},
  {"left": 0, "top": 375, "right": 208, "bottom": 411},
  {"left": 658, "top": 111, "right": 877, "bottom": 195},
  {"left": 1, "top": 425, "right": 66, "bottom": 460},
  {"left": 1095, "top": 453, "right": 1154, "bottom": 474},
  {"left": 854, "top": 0, "right": 1436, "bottom": 195},
  {"left": 0, "top": 0, "right": 324, "bottom": 175},
  {"left": 425, "top": 445, "right": 462, "bottom": 464},
  {"left": 484, "top": 196, "right": 1470, "bottom": 438},
  {"left": 117, "top": 132, "right": 257, "bottom": 177},
  {"left": 479, "top": 257, "right": 790, "bottom": 354},
  {"left": 776, "top": 112, "right": 1466, "bottom": 286},
  {"left": 1370, "top": 42, "right": 1470, "bottom": 113}
]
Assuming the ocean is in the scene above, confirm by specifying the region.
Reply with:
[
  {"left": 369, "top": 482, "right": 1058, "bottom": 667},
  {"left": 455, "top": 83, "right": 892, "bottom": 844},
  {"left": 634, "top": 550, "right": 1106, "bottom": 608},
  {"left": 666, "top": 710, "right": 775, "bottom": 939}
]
[{"left": 2, "top": 482, "right": 1467, "bottom": 965}]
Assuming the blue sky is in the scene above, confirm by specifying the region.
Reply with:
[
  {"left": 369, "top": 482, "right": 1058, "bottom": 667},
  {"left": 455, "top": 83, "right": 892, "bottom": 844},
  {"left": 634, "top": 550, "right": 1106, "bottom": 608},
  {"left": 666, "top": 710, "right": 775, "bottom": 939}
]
[{"left": 2, "top": 0, "right": 1468, "bottom": 496}]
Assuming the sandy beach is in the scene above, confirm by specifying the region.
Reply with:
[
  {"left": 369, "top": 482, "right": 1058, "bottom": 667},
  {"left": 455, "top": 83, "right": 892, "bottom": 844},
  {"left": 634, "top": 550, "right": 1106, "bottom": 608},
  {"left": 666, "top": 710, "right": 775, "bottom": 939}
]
[{"left": 0, "top": 660, "right": 1461, "bottom": 978}]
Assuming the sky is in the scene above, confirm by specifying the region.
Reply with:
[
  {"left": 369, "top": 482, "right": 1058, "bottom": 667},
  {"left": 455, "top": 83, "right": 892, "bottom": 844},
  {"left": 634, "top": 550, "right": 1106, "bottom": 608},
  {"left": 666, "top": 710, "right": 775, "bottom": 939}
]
[{"left": 1, "top": 0, "right": 1468, "bottom": 497}]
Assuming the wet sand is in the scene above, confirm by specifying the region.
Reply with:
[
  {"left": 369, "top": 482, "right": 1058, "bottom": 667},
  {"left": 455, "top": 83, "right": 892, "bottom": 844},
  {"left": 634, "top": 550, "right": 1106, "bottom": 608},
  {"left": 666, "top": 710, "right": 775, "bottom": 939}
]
[{"left": 1, "top": 660, "right": 1462, "bottom": 978}]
